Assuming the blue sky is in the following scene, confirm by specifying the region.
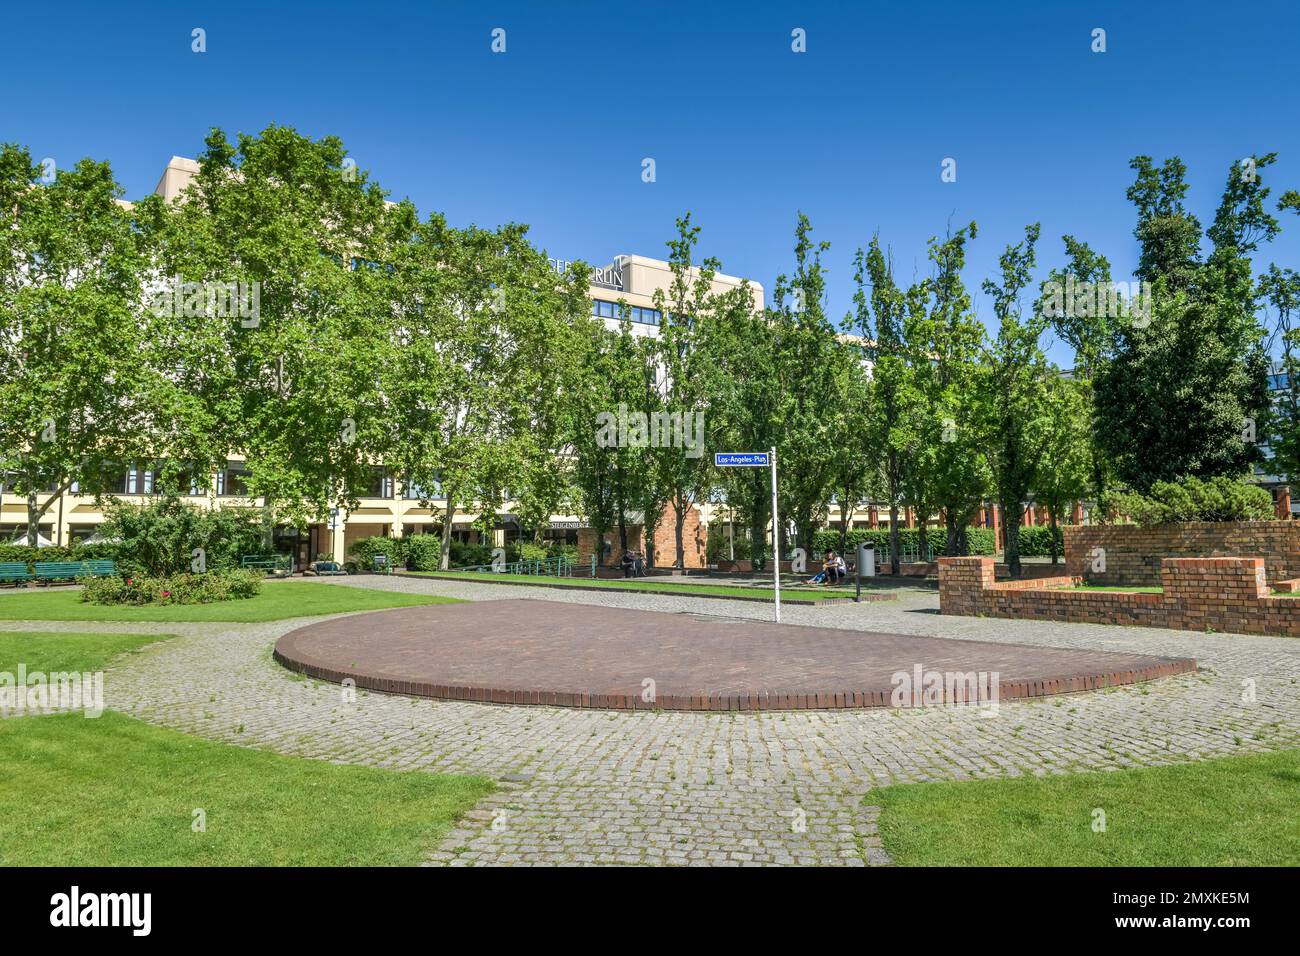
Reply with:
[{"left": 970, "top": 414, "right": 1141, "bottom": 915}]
[{"left": 6, "top": 0, "right": 1299, "bottom": 362}]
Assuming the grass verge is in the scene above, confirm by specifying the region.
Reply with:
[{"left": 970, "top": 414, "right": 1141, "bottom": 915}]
[
  {"left": 0, "top": 631, "right": 173, "bottom": 673},
  {"left": 0, "top": 581, "right": 458, "bottom": 623},
  {"left": 407, "top": 570, "right": 874, "bottom": 600},
  {"left": 875, "top": 750, "right": 1300, "bottom": 866},
  {"left": 0, "top": 711, "right": 493, "bottom": 865}
]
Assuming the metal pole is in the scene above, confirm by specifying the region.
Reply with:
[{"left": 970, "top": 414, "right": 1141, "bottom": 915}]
[{"left": 770, "top": 446, "right": 780, "bottom": 623}]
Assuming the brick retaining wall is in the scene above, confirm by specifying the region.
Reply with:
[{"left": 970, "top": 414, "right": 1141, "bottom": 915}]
[
  {"left": 1064, "top": 521, "right": 1300, "bottom": 588},
  {"left": 939, "top": 555, "right": 1300, "bottom": 637}
]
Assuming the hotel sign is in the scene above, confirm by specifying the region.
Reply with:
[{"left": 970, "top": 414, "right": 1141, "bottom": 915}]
[{"left": 548, "top": 256, "right": 624, "bottom": 292}]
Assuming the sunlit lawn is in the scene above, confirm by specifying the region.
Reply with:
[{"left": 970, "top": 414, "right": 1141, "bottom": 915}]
[
  {"left": 0, "top": 581, "right": 458, "bottom": 622},
  {"left": 0, "top": 712, "right": 492, "bottom": 866},
  {"left": 0, "top": 631, "right": 172, "bottom": 673},
  {"left": 876, "top": 750, "right": 1300, "bottom": 866},
  {"left": 410, "top": 570, "right": 877, "bottom": 600}
]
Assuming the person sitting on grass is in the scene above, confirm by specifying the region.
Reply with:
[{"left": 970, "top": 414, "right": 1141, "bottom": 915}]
[{"left": 805, "top": 551, "right": 841, "bottom": 586}]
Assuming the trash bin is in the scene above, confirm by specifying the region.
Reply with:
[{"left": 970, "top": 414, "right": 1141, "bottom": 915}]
[{"left": 857, "top": 542, "right": 875, "bottom": 577}]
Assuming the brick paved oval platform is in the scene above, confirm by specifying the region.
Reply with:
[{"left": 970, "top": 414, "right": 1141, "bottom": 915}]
[{"left": 274, "top": 599, "right": 1197, "bottom": 711}]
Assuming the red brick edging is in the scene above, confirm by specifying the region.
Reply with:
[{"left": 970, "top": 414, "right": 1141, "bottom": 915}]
[{"left": 939, "top": 555, "right": 1300, "bottom": 638}]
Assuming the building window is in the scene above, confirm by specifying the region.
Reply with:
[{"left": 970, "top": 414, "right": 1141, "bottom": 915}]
[
  {"left": 364, "top": 466, "right": 393, "bottom": 499},
  {"left": 403, "top": 475, "right": 444, "bottom": 500},
  {"left": 217, "top": 462, "right": 251, "bottom": 497},
  {"left": 591, "top": 299, "right": 662, "bottom": 326}
]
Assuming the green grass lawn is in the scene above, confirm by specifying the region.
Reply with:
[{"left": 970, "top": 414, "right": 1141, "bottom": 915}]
[
  {"left": 0, "top": 581, "right": 457, "bottom": 623},
  {"left": 0, "top": 711, "right": 493, "bottom": 865},
  {"left": 0, "top": 631, "right": 172, "bottom": 673},
  {"left": 876, "top": 750, "right": 1300, "bottom": 866},
  {"left": 409, "top": 570, "right": 874, "bottom": 600}
]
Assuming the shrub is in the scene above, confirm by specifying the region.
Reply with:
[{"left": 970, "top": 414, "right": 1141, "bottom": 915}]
[
  {"left": 450, "top": 542, "right": 495, "bottom": 567},
  {"left": 1117, "top": 475, "right": 1275, "bottom": 527},
  {"left": 101, "top": 494, "right": 264, "bottom": 576},
  {"left": 403, "top": 535, "right": 443, "bottom": 571},
  {"left": 347, "top": 535, "right": 407, "bottom": 572},
  {"left": 707, "top": 528, "right": 754, "bottom": 563},
  {"left": 81, "top": 569, "right": 262, "bottom": 606},
  {"left": 511, "top": 541, "right": 549, "bottom": 563}
]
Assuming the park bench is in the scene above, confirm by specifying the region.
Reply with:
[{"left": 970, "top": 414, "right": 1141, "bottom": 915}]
[
  {"left": 0, "top": 562, "right": 34, "bottom": 585},
  {"left": 304, "top": 560, "right": 348, "bottom": 576},
  {"left": 240, "top": 554, "right": 293, "bottom": 578},
  {"left": 33, "top": 560, "right": 117, "bottom": 584}
]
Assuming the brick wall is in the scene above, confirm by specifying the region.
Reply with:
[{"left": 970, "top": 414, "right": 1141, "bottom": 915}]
[
  {"left": 576, "top": 505, "right": 707, "bottom": 569},
  {"left": 1064, "top": 521, "right": 1300, "bottom": 588},
  {"left": 939, "top": 555, "right": 1300, "bottom": 637}
]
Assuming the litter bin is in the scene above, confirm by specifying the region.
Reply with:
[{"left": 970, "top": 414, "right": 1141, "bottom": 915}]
[{"left": 857, "top": 542, "right": 876, "bottom": 577}]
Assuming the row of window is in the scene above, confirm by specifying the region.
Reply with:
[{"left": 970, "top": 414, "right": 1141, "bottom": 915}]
[
  {"left": 591, "top": 299, "right": 662, "bottom": 326},
  {"left": 10, "top": 465, "right": 447, "bottom": 501}
]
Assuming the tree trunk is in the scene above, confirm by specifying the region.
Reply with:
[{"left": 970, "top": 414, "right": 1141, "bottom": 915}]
[
  {"left": 261, "top": 498, "right": 275, "bottom": 551},
  {"left": 439, "top": 501, "right": 457, "bottom": 570},
  {"left": 1049, "top": 506, "right": 1060, "bottom": 565},
  {"left": 1003, "top": 500, "right": 1022, "bottom": 578},
  {"left": 888, "top": 502, "right": 900, "bottom": 575},
  {"left": 673, "top": 494, "right": 686, "bottom": 570},
  {"left": 945, "top": 508, "right": 959, "bottom": 556},
  {"left": 26, "top": 489, "right": 40, "bottom": 544}
]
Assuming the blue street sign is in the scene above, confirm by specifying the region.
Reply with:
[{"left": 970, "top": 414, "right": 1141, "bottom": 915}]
[{"left": 714, "top": 452, "right": 770, "bottom": 467}]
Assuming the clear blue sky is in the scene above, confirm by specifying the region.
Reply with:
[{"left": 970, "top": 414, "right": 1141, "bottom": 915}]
[{"left": 6, "top": 0, "right": 1299, "bottom": 362}]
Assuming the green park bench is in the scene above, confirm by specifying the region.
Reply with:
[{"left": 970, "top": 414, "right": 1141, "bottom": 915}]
[
  {"left": 240, "top": 554, "right": 293, "bottom": 578},
  {"left": 0, "top": 562, "right": 34, "bottom": 585},
  {"left": 33, "top": 560, "right": 117, "bottom": 583}
]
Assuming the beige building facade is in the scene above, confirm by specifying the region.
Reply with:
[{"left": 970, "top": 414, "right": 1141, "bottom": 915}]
[{"left": 1, "top": 156, "right": 765, "bottom": 567}]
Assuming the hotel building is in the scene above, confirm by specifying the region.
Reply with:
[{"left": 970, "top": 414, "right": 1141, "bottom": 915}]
[{"left": 0, "top": 156, "right": 765, "bottom": 567}]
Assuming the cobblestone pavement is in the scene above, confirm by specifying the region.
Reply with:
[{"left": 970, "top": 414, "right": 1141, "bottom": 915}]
[{"left": 4, "top": 576, "right": 1298, "bottom": 866}]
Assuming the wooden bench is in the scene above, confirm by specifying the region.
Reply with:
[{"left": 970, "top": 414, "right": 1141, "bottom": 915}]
[
  {"left": 0, "top": 562, "right": 34, "bottom": 585},
  {"left": 33, "top": 560, "right": 117, "bottom": 583}
]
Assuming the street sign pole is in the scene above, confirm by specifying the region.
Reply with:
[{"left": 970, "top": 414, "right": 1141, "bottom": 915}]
[
  {"left": 712, "top": 451, "right": 781, "bottom": 623},
  {"left": 770, "top": 445, "right": 780, "bottom": 623}
]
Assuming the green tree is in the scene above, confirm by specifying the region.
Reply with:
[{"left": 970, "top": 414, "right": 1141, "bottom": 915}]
[
  {"left": 908, "top": 223, "right": 989, "bottom": 558},
  {"left": 0, "top": 144, "right": 153, "bottom": 543},
  {"left": 1035, "top": 375, "right": 1092, "bottom": 563},
  {"left": 1096, "top": 155, "right": 1272, "bottom": 492},
  {"left": 704, "top": 285, "right": 783, "bottom": 567},
  {"left": 386, "top": 215, "right": 583, "bottom": 569},
  {"left": 851, "top": 237, "right": 920, "bottom": 573},
  {"left": 143, "top": 126, "right": 401, "bottom": 543},
  {"left": 653, "top": 214, "right": 721, "bottom": 568},
  {"left": 1261, "top": 268, "right": 1300, "bottom": 487},
  {"left": 768, "top": 214, "right": 858, "bottom": 557},
  {"left": 979, "top": 223, "right": 1046, "bottom": 577}
]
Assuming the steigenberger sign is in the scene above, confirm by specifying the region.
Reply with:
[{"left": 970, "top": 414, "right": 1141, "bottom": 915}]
[{"left": 548, "top": 256, "right": 624, "bottom": 292}]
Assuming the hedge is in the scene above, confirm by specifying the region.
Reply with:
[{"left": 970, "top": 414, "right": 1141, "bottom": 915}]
[
  {"left": 1013, "top": 525, "right": 1065, "bottom": 557},
  {"left": 812, "top": 526, "right": 997, "bottom": 557},
  {"left": 347, "top": 535, "right": 408, "bottom": 571}
]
